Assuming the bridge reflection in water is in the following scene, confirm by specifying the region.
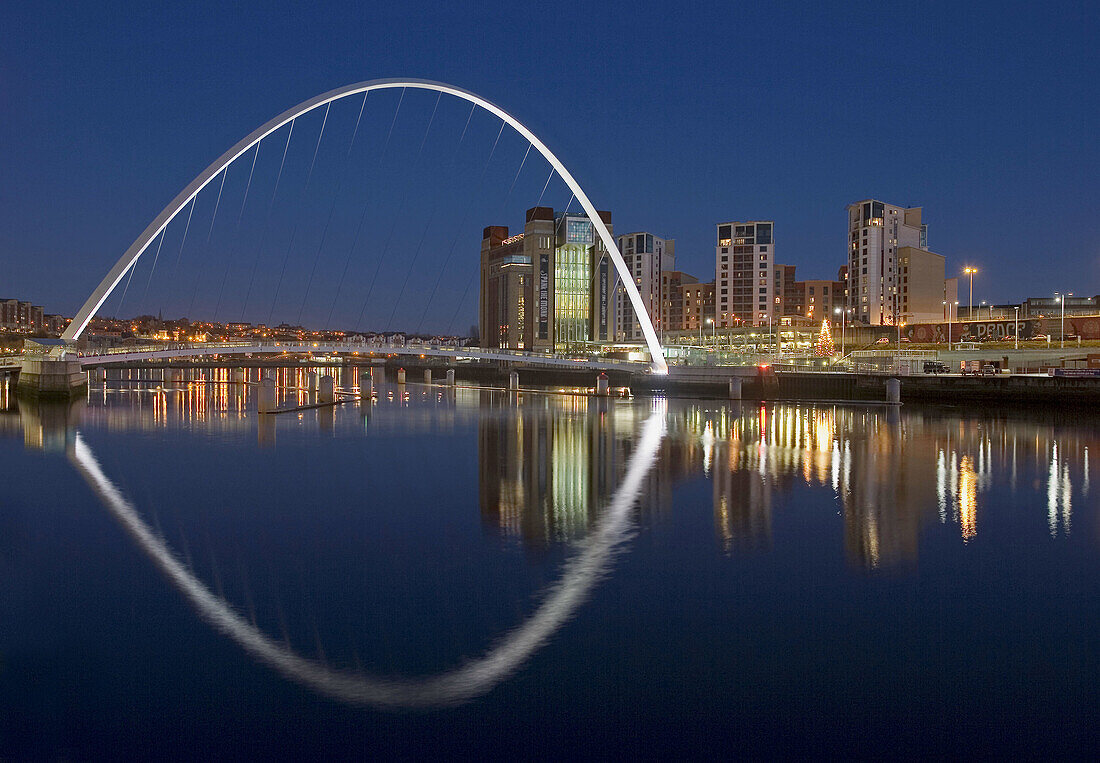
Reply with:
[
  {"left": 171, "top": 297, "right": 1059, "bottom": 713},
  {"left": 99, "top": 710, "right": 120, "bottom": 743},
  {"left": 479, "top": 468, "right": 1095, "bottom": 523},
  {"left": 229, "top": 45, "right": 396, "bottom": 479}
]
[{"left": 1, "top": 377, "right": 1094, "bottom": 705}]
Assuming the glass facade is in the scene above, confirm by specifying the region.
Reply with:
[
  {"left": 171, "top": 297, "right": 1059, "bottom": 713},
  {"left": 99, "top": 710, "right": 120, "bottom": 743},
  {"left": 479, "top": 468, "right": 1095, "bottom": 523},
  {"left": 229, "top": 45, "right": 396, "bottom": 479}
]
[
  {"left": 565, "top": 219, "right": 594, "bottom": 245},
  {"left": 554, "top": 243, "right": 591, "bottom": 345}
]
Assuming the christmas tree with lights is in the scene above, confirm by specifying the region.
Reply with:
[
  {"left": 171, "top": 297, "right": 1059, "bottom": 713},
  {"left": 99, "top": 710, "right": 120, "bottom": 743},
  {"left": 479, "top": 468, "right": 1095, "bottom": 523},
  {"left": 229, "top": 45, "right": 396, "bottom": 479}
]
[{"left": 815, "top": 317, "right": 835, "bottom": 357}]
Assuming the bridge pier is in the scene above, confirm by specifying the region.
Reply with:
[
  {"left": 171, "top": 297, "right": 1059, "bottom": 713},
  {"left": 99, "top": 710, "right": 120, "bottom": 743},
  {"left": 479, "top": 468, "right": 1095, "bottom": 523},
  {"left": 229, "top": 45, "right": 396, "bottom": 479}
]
[
  {"left": 257, "top": 375, "right": 276, "bottom": 413},
  {"left": 397, "top": 368, "right": 406, "bottom": 384},
  {"left": 424, "top": 369, "right": 432, "bottom": 384},
  {"left": 509, "top": 370, "right": 519, "bottom": 391},
  {"left": 729, "top": 377, "right": 742, "bottom": 401},
  {"left": 446, "top": 369, "right": 455, "bottom": 386},
  {"left": 308, "top": 370, "right": 318, "bottom": 391},
  {"left": 886, "top": 377, "right": 901, "bottom": 405},
  {"left": 596, "top": 373, "right": 609, "bottom": 396},
  {"left": 16, "top": 358, "right": 87, "bottom": 399},
  {"left": 318, "top": 375, "right": 335, "bottom": 404}
]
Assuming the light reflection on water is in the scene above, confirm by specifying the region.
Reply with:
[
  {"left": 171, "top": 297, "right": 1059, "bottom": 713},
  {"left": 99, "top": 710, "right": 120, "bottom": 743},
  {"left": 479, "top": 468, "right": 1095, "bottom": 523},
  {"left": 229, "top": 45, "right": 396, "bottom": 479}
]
[
  {"left": 3, "top": 367, "right": 1099, "bottom": 753},
  {"left": 3, "top": 367, "right": 1096, "bottom": 569}
]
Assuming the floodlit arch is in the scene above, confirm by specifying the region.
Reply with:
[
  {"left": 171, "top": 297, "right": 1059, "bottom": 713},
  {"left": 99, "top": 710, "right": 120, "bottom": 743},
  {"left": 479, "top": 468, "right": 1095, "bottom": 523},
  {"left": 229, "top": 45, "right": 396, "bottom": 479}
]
[
  {"left": 63, "top": 78, "right": 668, "bottom": 373},
  {"left": 70, "top": 405, "right": 666, "bottom": 708}
]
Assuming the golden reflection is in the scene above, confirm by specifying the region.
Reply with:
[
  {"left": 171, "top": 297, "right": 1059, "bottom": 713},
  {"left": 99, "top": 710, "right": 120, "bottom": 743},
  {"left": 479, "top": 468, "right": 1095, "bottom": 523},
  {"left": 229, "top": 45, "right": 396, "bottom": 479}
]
[
  {"left": 958, "top": 455, "right": 977, "bottom": 542},
  {"left": 6, "top": 367, "right": 1096, "bottom": 571}
]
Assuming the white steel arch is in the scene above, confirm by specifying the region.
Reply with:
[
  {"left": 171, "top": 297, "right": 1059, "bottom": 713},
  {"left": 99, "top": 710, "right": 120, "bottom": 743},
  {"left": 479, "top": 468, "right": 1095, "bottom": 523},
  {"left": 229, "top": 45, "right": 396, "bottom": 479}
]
[
  {"left": 70, "top": 406, "right": 666, "bottom": 708},
  {"left": 63, "top": 78, "right": 668, "bottom": 374}
]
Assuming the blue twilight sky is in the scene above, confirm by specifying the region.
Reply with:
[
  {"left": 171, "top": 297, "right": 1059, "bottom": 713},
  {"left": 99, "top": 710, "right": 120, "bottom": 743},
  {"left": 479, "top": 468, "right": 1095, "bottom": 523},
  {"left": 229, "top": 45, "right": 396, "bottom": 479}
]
[{"left": 1, "top": 0, "right": 1097, "bottom": 330}]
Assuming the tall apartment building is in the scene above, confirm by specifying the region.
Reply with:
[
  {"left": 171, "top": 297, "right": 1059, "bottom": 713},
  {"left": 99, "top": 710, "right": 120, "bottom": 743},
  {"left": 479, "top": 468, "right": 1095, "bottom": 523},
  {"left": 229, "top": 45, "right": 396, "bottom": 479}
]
[
  {"left": 661, "top": 271, "right": 697, "bottom": 333},
  {"left": 716, "top": 221, "right": 774, "bottom": 327},
  {"left": 0, "top": 299, "right": 44, "bottom": 332},
  {"left": 682, "top": 281, "right": 715, "bottom": 332},
  {"left": 846, "top": 200, "right": 926, "bottom": 325},
  {"left": 612, "top": 232, "right": 674, "bottom": 342},
  {"left": 793, "top": 279, "right": 847, "bottom": 322},
  {"left": 774, "top": 264, "right": 798, "bottom": 317},
  {"left": 480, "top": 206, "right": 613, "bottom": 352},
  {"left": 897, "top": 246, "right": 955, "bottom": 323}
]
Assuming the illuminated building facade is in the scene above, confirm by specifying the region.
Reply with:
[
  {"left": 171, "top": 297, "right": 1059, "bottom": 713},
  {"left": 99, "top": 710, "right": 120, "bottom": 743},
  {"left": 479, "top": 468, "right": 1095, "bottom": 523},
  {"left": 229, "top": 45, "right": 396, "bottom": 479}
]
[
  {"left": 715, "top": 221, "right": 775, "bottom": 327},
  {"left": 793, "top": 279, "right": 847, "bottom": 322},
  {"left": 681, "top": 281, "right": 715, "bottom": 332},
  {"left": 846, "top": 200, "right": 926, "bottom": 325},
  {"left": 612, "top": 232, "right": 674, "bottom": 342},
  {"left": 478, "top": 400, "right": 616, "bottom": 545},
  {"left": 661, "top": 270, "right": 697, "bottom": 333},
  {"left": 480, "top": 206, "right": 613, "bottom": 351}
]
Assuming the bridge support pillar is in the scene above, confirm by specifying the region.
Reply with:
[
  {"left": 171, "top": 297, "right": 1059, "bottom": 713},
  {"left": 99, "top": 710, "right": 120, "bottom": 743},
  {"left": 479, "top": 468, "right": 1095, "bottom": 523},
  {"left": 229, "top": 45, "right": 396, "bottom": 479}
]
[
  {"left": 446, "top": 369, "right": 455, "bottom": 386},
  {"left": 509, "top": 370, "right": 519, "bottom": 391},
  {"left": 397, "top": 368, "right": 406, "bottom": 384},
  {"left": 596, "top": 373, "right": 609, "bottom": 396},
  {"left": 257, "top": 375, "right": 276, "bottom": 413},
  {"left": 167, "top": 368, "right": 183, "bottom": 385},
  {"left": 307, "top": 370, "right": 318, "bottom": 390},
  {"left": 318, "top": 375, "right": 335, "bottom": 404},
  {"left": 886, "top": 377, "right": 901, "bottom": 405},
  {"left": 95, "top": 366, "right": 107, "bottom": 383},
  {"left": 233, "top": 368, "right": 246, "bottom": 385},
  {"left": 362, "top": 370, "right": 373, "bottom": 396},
  {"left": 729, "top": 377, "right": 742, "bottom": 401},
  {"left": 424, "top": 369, "right": 432, "bottom": 385},
  {"left": 16, "top": 358, "right": 87, "bottom": 399}
]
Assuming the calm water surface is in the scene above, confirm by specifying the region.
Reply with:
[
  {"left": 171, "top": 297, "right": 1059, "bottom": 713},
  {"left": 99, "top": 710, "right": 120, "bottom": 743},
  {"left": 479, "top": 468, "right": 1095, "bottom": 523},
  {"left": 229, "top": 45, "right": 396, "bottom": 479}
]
[{"left": 2, "top": 368, "right": 1098, "bottom": 757}]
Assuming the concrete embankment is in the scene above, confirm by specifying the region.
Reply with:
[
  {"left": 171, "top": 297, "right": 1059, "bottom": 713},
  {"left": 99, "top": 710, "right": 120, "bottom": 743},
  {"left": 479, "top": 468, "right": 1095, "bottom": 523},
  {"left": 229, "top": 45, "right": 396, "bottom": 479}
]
[{"left": 81, "top": 357, "right": 1100, "bottom": 407}]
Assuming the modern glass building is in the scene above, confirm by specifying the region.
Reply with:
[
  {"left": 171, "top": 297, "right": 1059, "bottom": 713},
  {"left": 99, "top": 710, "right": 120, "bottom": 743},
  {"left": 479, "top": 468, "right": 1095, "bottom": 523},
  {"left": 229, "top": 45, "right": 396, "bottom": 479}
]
[{"left": 480, "top": 206, "right": 613, "bottom": 352}]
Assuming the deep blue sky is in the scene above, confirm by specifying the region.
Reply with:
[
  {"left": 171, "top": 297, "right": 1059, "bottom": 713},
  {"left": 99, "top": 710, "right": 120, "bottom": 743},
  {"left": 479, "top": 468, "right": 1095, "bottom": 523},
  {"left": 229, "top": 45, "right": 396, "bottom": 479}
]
[{"left": 1, "top": 0, "right": 1097, "bottom": 330}]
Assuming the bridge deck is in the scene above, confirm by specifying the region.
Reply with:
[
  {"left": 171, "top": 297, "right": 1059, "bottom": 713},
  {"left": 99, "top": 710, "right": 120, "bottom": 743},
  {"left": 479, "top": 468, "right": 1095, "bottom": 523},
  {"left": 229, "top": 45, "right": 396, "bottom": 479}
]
[{"left": 74, "top": 341, "right": 652, "bottom": 373}]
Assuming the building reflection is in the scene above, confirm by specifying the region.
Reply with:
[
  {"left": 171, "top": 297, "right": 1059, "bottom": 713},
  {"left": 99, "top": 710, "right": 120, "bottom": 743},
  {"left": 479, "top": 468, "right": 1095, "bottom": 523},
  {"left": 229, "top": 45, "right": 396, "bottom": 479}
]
[
  {"left": 479, "top": 396, "right": 617, "bottom": 546},
  {"left": 3, "top": 366, "right": 1096, "bottom": 570}
]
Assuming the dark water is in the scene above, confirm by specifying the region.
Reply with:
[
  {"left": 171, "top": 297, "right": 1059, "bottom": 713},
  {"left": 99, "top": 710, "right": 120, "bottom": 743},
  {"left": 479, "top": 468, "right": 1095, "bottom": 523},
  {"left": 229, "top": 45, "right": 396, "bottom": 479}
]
[{"left": 2, "top": 368, "right": 1098, "bottom": 757}]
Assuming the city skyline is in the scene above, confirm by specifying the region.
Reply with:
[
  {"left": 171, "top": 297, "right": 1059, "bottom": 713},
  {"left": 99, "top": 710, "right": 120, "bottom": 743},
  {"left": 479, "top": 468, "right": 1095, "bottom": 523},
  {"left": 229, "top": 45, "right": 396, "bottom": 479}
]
[{"left": 2, "top": 1, "right": 1097, "bottom": 322}]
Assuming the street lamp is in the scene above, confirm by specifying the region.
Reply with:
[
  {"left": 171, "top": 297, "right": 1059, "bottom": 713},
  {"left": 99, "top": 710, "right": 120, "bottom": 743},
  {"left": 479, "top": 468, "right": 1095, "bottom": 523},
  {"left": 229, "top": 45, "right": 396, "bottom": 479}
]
[
  {"left": 963, "top": 266, "right": 978, "bottom": 321},
  {"left": 834, "top": 306, "right": 846, "bottom": 358},
  {"left": 943, "top": 300, "right": 958, "bottom": 351},
  {"left": 1054, "top": 292, "right": 1072, "bottom": 349},
  {"left": 706, "top": 317, "right": 714, "bottom": 347},
  {"left": 980, "top": 300, "right": 987, "bottom": 320},
  {"left": 1013, "top": 306, "right": 1019, "bottom": 350}
]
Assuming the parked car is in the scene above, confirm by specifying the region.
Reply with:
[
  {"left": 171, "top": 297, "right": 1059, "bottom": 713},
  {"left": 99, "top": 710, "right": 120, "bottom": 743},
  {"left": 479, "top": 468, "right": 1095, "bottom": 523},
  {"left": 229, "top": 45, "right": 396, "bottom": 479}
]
[
  {"left": 981, "top": 364, "right": 998, "bottom": 376},
  {"left": 875, "top": 337, "right": 891, "bottom": 344},
  {"left": 923, "top": 361, "right": 948, "bottom": 374}
]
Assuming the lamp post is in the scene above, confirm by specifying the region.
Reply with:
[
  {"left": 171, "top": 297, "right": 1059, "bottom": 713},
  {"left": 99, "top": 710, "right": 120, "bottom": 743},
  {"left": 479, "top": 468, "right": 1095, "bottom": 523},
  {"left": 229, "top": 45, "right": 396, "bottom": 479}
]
[
  {"left": 963, "top": 266, "right": 977, "bottom": 321},
  {"left": 1054, "top": 292, "right": 1072, "bottom": 349},
  {"left": 706, "top": 317, "right": 714, "bottom": 348},
  {"left": 980, "top": 300, "right": 987, "bottom": 320},
  {"left": 943, "top": 300, "right": 958, "bottom": 351},
  {"left": 834, "top": 306, "right": 846, "bottom": 358},
  {"left": 1013, "top": 306, "right": 1019, "bottom": 351}
]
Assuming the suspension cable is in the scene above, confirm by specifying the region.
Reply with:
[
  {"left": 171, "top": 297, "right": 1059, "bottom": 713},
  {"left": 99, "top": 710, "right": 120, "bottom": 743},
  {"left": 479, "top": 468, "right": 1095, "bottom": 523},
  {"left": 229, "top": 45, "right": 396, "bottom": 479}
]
[
  {"left": 267, "top": 103, "right": 331, "bottom": 327},
  {"left": 352, "top": 92, "right": 443, "bottom": 333},
  {"left": 294, "top": 91, "right": 369, "bottom": 328},
  {"left": 321, "top": 89, "right": 405, "bottom": 331},
  {"left": 446, "top": 130, "right": 528, "bottom": 336},
  {"left": 418, "top": 126, "right": 525, "bottom": 335},
  {"left": 211, "top": 141, "right": 260, "bottom": 324},
  {"left": 184, "top": 167, "right": 228, "bottom": 320},
  {"left": 240, "top": 119, "right": 295, "bottom": 322},
  {"left": 165, "top": 197, "right": 197, "bottom": 318},
  {"left": 137, "top": 229, "right": 167, "bottom": 316},
  {"left": 385, "top": 102, "right": 477, "bottom": 332}
]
